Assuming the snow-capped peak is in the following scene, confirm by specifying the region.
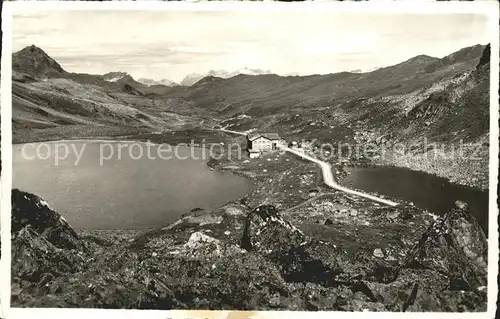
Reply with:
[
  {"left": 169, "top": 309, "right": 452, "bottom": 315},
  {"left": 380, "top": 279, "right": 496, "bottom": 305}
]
[
  {"left": 103, "top": 71, "right": 131, "bottom": 82},
  {"left": 181, "top": 68, "right": 272, "bottom": 86}
]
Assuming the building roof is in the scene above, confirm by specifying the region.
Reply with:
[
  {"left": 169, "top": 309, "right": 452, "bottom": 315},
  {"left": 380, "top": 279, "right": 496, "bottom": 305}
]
[{"left": 247, "top": 132, "right": 280, "bottom": 141}]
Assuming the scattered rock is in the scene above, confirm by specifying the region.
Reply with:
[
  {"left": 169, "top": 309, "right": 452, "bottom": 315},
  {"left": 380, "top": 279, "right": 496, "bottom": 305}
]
[
  {"left": 241, "top": 205, "right": 343, "bottom": 286},
  {"left": 401, "top": 211, "right": 414, "bottom": 220},
  {"left": 454, "top": 200, "right": 468, "bottom": 210},
  {"left": 308, "top": 189, "right": 319, "bottom": 197},
  {"left": 185, "top": 207, "right": 206, "bottom": 218},
  {"left": 373, "top": 248, "right": 385, "bottom": 258},
  {"left": 386, "top": 211, "right": 400, "bottom": 220},
  {"left": 10, "top": 190, "right": 488, "bottom": 311}
]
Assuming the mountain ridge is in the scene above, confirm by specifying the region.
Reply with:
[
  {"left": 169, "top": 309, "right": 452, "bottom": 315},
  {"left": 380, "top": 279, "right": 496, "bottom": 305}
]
[
  {"left": 13, "top": 45, "right": 67, "bottom": 77},
  {"left": 12, "top": 44, "right": 485, "bottom": 93}
]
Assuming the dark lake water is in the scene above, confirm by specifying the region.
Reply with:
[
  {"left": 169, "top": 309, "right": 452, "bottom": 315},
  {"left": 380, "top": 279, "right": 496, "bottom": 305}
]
[
  {"left": 342, "top": 166, "right": 489, "bottom": 232},
  {"left": 13, "top": 141, "right": 252, "bottom": 229}
]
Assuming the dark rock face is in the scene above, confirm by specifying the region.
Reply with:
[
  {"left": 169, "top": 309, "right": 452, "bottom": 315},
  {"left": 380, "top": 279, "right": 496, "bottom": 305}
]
[
  {"left": 476, "top": 43, "right": 491, "bottom": 69},
  {"left": 11, "top": 189, "right": 83, "bottom": 250},
  {"left": 12, "top": 226, "right": 85, "bottom": 285},
  {"left": 241, "top": 205, "right": 343, "bottom": 286},
  {"left": 402, "top": 204, "right": 487, "bottom": 290},
  {"left": 12, "top": 45, "right": 67, "bottom": 77},
  {"left": 11, "top": 190, "right": 89, "bottom": 305},
  {"left": 10, "top": 192, "right": 488, "bottom": 311},
  {"left": 367, "top": 203, "right": 488, "bottom": 312}
]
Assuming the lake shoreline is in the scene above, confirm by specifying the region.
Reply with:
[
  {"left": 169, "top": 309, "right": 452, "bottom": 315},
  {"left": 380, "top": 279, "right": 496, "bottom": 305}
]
[
  {"left": 10, "top": 134, "right": 489, "bottom": 311},
  {"left": 14, "top": 132, "right": 490, "bottom": 195},
  {"left": 13, "top": 129, "right": 489, "bottom": 192},
  {"left": 12, "top": 132, "right": 489, "bottom": 231},
  {"left": 13, "top": 137, "right": 253, "bottom": 229},
  {"left": 342, "top": 162, "right": 489, "bottom": 193},
  {"left": 370, "top": 150, "right": 489, "bottom": 191}
]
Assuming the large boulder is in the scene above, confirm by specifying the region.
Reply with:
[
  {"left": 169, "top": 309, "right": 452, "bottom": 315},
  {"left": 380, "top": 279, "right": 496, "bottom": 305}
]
[
  {"left": 241, "top": 205, "right": 344, "bottom": 286},
  {"left": 129, "top": 202, "right": 251, "bottom": 249}
]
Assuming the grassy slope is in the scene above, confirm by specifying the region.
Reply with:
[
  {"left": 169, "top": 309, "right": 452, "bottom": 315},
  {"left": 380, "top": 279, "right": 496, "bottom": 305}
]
[
  {"left": 11, "top": 73, "right": 215, "bottom": 143},
  {"left": 11, "top": 46, "right": 217, "bottom": 143}
]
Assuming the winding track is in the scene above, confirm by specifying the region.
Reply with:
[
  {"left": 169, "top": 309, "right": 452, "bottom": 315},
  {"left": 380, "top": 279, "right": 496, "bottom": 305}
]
[
  {"left": 218, "top": 128, "right": 248, "bottom": 136},
  {"left": 280, "top": 146, "right": 398, "bottom": 206},
  {"left": 218, "top": 128, "right": 399, "bottom": 207}
]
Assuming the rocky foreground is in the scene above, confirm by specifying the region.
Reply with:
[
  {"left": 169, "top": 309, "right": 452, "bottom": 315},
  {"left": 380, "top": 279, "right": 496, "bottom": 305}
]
[{"left": 10, "top": 188, "right": 487, "bottom": 311}]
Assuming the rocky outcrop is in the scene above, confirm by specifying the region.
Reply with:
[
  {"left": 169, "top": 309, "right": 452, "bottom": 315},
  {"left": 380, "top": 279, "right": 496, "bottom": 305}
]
[
  {"left": 12, "top": 45, "right": 67, "bottom": 77},
  {"left": 367, "top": 201, "right": 488, "bottom": 312},
  {"left": 12, "top": 226, "right": 86, "bottom": 286},
  {"left": 401, "top": 201, "right": 487, "bottom": 290},
  {"left": 11, "top": 189, "right": 84, "bottom": 250},
  {"left": 241, "top": 205, "right": 343, "bottom": 286},
  {"left": 10, "top": 191, "right": 488, "bottom": 311},
  {"left": 11, "top": 190, "right": 89, "bottom": 305},
  {"left": 476, "top": 43, "right": 490, "bottom": 70}
]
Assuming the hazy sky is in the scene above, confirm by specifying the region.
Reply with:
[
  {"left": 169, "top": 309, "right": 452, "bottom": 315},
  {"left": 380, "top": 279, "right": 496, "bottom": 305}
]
[{"left": 13, "top": 11, "right": 491, "bottom": 82}]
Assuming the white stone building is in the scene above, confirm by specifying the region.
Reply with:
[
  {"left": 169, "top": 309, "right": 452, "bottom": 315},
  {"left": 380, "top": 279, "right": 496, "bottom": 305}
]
[{"left": 246, "top": 132, "right": 282, "bottom": 158}]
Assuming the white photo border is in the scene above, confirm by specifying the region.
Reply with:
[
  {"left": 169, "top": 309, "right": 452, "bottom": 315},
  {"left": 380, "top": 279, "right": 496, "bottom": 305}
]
[{"left": 1, "top": 1, "right": 498, "bottom": 319}]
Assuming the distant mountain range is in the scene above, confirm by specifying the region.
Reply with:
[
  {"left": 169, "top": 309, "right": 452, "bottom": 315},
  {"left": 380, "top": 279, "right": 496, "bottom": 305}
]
[
  {"left": 180, "top": 67, "right": 272, "bottom": 86},
  {"left": 99, "top": 67, "right": 274, "bottom": 87},
  {"left": 137, "top": 78, "right": 179, "bottom": 87}
]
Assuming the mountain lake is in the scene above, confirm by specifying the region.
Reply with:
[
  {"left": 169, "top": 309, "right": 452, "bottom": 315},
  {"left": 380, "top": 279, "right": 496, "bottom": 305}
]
[
  {"left": 13, "top": 140, "right": 253, "bottom": 229},
  {"left": 342, "top": 166, "right": 489, "bottom": 232},
  {"left": 13, "top": 141, "right": 489, "bottom": 232}
]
